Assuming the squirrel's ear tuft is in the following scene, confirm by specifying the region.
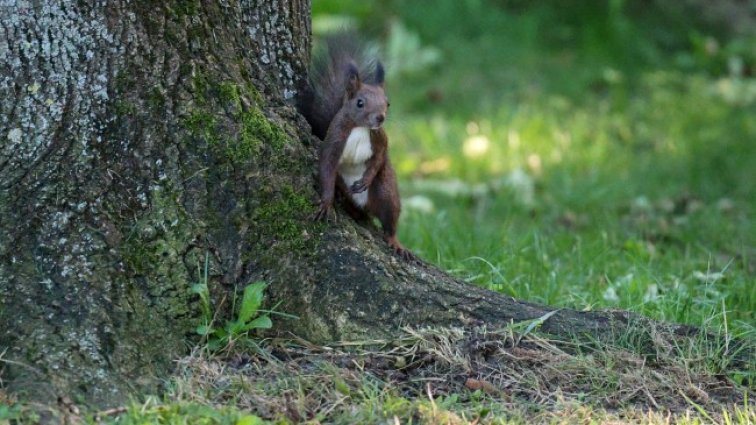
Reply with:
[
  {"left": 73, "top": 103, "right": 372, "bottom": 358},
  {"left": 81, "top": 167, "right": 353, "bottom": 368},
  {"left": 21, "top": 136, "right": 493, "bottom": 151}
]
[
  {"left": 345, "top": 62, "right": 361, "bottom": 98},
  {"left": 375, "top": 61, "right": 385, "bottom": 86}
]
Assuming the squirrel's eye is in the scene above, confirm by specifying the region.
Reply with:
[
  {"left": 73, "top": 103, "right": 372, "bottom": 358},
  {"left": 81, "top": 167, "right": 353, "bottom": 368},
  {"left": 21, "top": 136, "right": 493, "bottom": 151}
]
[{"left": 356, "top": 99, "right": 365, "bottom": 108}]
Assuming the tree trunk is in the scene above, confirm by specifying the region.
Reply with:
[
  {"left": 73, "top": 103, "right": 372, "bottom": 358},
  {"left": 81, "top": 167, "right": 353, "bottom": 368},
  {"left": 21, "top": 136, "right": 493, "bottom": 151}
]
[
  {"left": 0, "top": 1, "right": 749, "bottom": 409},
  {"left": 1, "top": 0, "right": 312, "bottom": 406}
]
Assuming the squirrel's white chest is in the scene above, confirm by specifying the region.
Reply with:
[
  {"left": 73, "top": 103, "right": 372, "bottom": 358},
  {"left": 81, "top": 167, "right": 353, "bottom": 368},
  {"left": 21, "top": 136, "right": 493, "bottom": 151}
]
[
  {"left": 339, "top": 127, "right": 373, "bottom": 165},
  {"left": 338, "top": 127, "right": 373, "bottom": 208}
]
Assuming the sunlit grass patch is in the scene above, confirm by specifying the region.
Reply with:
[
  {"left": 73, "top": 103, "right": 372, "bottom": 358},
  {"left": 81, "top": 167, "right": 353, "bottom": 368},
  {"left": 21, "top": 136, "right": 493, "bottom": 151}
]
[{"left": 389, "top": 61, "right": 755, "bottom": 336}]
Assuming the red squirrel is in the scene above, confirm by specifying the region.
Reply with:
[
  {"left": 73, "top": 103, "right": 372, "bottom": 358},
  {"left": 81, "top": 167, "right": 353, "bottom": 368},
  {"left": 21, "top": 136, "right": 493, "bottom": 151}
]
[{"left": 298, "top": 35, "right": 414, "bottom": 260}]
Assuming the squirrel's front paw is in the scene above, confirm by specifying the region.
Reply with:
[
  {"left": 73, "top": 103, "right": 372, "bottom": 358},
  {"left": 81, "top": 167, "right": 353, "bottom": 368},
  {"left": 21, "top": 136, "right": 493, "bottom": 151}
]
[
  {"left": 312, "top": 202, "right": 337, "bottom": 222},
  {"left": 350, "top": 179, "right": 368, "bottom": 194}
]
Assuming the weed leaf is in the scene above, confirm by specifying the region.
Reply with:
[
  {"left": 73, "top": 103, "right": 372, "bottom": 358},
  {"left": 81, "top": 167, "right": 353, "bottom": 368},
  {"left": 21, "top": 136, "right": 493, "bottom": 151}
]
[
  {"left": 227, "top": 320, "right": 245, "bottom": 335},
  {"left": 213, "top": 327, "right": 228, "bottom": 339},
  {"left": 243, "top": 315, "right": 272, "bottom": 331},
  {"left": 239, "top": 281, "right": 266, "bottom": 323},
  {"left": 516, "top": 310, "right": 560, "bottom": 345}
]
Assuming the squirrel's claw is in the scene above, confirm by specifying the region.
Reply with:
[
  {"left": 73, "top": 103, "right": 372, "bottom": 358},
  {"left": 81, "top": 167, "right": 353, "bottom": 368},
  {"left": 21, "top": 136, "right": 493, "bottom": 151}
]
[
  {"left": 312, "top": 202, "right": 337, "bottom": 222},
  {"left": 395, "top": 246, "right": 417, "bottom": 262},
  {"left": 385, "top": 235, "right": 417, "bottom": 262},
  {"left": 350, "top": 180, "right": 368, "bottom": 194}
]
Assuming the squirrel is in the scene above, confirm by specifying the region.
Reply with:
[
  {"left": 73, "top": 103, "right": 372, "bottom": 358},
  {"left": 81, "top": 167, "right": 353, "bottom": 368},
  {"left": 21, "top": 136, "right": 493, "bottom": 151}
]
[{"left": 298, "top": 34, "right": 414, "bottom": 260}]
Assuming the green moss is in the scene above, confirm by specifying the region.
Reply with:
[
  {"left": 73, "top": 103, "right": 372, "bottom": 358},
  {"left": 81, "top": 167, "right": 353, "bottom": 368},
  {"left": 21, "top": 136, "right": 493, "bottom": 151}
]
[
  {"left": 252, "top": 185, "right": 317, "bottom": 252},
  {"left": 186, "top": 25, "right": 205, "bottom": 44},
  {"left": 113, "top": 69, "right": 139, "bottom": 116},
  {"left": 179, "top": 73, "right": 314, "bottom": 256},
  {"left": 192, "top": 71, "right": 210, "bottom": 97},
  {"left": 217, "top": 82, "right": 241, "bottom": 109},
  {"left": 121, "top": 235, "right": 151, "bottom": 275},
  {"left": 178, "top": 73, "right": 316, "bottom": 253},
  {"left": 114, "top": 100, "right": 137, "bottom": 116},
  {"left": 183, "top": 111, "right": 219, "bottom": 145},
  {"left": 179, "top": 62, "right": 193, "bottom": 79},
  {"left": 183, "top": 77, "right": 289, "bottom": 164},
  {"left": 163, "top": 28, "right": 181, "bottom": 48},
  {"left": 239, "top": 108, "right": 287, "bottom": 154},
  {"left": 114, "top": 69, "right": 136, "bottom": 92},
  {"left": 174, "top": 0, "right": 200, "bottom": 17},
  {"left": 244, "top": 82, "right": 265, "bottom": 107},
  {"left": 147, "top": 86, "right": 166, "bottom": 111}
]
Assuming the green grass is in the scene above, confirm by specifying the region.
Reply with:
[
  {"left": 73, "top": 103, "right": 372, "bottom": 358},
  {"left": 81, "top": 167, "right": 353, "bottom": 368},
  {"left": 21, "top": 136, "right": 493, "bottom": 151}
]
[{"left": 357, "top": 0, "right": 756, "bottom": 340}]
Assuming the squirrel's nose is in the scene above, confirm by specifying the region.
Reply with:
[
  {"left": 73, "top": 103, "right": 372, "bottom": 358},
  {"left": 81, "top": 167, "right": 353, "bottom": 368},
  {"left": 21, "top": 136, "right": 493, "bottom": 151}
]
[{"left": 376, "top": 114, "right": 385, "bottom": 124}]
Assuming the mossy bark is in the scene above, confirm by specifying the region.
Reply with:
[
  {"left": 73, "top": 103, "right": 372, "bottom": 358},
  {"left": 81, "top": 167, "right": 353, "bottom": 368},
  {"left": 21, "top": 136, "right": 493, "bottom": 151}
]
[
  {"left": 0, "top": 0, "right": 751, "bottom": 410},
  {"left": 0, "top": 0, "right": 312, "bottom": 407}
]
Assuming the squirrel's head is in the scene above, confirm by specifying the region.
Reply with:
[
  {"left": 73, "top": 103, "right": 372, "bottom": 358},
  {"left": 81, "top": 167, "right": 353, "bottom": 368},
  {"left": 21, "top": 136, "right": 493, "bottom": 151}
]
[{"left": 342, "top": 61, "right": 388, "bottom": 130}]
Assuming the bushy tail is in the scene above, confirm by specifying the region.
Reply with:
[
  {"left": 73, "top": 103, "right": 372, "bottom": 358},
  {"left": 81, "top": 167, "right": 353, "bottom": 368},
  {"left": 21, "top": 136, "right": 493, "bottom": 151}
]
[{"left": 298, "top": 32, "right": 383, "bottom": 140}]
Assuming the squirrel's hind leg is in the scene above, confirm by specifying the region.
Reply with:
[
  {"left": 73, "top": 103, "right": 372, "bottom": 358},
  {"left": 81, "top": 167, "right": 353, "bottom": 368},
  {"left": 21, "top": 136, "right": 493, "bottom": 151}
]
[{"left": 367, "top": 169, "right": 415, "bottom": 261}]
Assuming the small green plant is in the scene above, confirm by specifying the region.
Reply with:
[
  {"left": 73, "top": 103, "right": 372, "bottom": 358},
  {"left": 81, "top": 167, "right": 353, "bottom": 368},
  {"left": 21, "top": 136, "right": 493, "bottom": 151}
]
[
  {"left": 0, "top": 404, "right": 22, "bottom": 421},
  {"left": 191, "top": 254, "right": 273, "bottom": 351}
]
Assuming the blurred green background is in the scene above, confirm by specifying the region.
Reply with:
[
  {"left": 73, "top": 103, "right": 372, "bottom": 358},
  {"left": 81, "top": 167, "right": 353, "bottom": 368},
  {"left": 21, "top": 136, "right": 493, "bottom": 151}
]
[{"left": 312, "top": 0, "right": 756, "bottom": 338}]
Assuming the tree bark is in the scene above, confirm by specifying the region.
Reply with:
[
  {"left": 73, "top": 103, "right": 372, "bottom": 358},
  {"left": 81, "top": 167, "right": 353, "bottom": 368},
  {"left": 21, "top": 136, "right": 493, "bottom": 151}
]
[
  {"left": 0, "top": 0, "right": 750, "bottom": 409},
  {"left": 0, "top": 0, "right": 312, "bottom": 406}
]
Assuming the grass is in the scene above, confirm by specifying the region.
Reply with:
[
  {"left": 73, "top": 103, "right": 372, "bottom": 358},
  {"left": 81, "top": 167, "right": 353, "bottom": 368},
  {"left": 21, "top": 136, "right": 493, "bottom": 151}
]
[
  {"left": 5, "top": 327, "right": 750, "bottom": 424},
  {"left": 374, "top": 1, "right": 756, "bottom": 338}
]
